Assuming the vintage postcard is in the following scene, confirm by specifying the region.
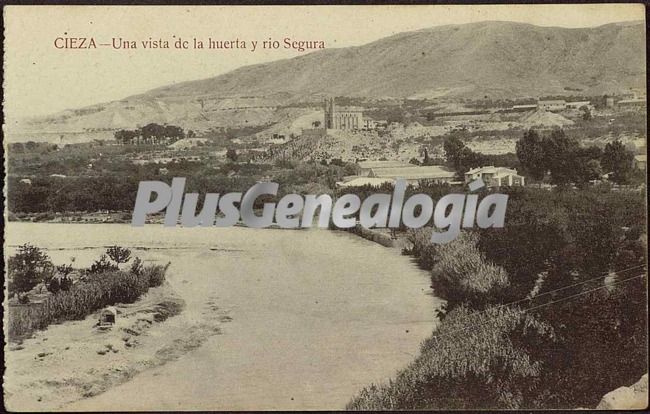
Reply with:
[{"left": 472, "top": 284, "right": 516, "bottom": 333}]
[{"left": 3, "top": 4, "right": 648, "bottom": 411}]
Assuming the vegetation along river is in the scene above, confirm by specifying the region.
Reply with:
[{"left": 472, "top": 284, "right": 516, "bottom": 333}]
[{"left": 6, "top": 222, "right": 441, "bottom": 410}]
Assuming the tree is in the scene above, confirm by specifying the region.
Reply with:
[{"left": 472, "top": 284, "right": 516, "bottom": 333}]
[
  {"left": 106, "top": 245, "right": 132, "bottom": 264},
  {"left": 516, "top": 129, "right": 547, "bottom": 181},
  {"left": 443, "top": 136, "right": 465, "bottom": 168},
  {"left": 544, "top": 129, "right": 579, "bottom": 185},
  {"left": 163, "top": 125, "right": 184, "bottom": 140},
  {"left": 572, "top": 147, "right": 603, "bottom": 185},
  {"left": 141, "top": 123, "right": 166, "bottom": 142},
  {"left": 535, "top": 278, "right": 647, "bottom": 408},
  {"left": 602, "top": 140, "right": 634, "bottom": 184},
  {"left": 89, "top": 254, "right": 119, "bottom": 274},
  {"left": 584, "top": 159, "right": 603, "bottom": 182},
  {"left": 114, "top": 129, "right": 138, "bottom": 144},
  {"left": 8, "top": 244, "right": 54, "bottom": 295},
  {"left": 312, "top": 120, "right": 321, "bottom": 128},
  {"left": 443, "top": 136, "right": 486, "bottom": 173}
]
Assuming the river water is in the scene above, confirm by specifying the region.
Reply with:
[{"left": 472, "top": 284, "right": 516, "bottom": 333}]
[{"left": 5, "top": 223, "right": 440, "bottom": 410}]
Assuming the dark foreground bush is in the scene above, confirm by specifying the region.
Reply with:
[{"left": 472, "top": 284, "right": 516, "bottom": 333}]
[
  {"left": 7, "top": 264, "right": 168, "bottom": 340},
  {"left": 431, "top": 233, "right": 509, "bottom": 313},
  {"left": 347, "top": 306, "right": 555, "bottom": 410}
]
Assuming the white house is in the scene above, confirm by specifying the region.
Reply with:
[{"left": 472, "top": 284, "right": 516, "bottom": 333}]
[{"left": 464, "top": 166, "right": 525, "bottom": 187}]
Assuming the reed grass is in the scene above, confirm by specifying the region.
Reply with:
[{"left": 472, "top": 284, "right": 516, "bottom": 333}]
[{"left": 7, "top": 264, "right": 167, "bottom": 340}]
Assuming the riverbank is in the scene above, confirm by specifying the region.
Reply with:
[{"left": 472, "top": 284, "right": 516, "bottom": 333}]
[
  {"left": 8, "top": 210, "right": 138, "bottom": 224},
  {"left": 6, "top": 222, "right": 441, "bottom": 410},
  {"left": 4, "top": 281, "right": 224, "bottom": 411}
]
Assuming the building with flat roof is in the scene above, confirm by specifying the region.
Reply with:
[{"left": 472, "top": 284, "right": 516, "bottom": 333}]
[
  {"left": 566, "top": 101, "right": 591, "bottom": 109},
  {"left": 617, "top": 98, "right": 647, "bottom": 108},
  {"left": 368, "top": 165, "right": 457, "bottom": 185},
  {"left": 357, "top": 160, "right": 411, "bottom": 176},
  {"left": 512, "top": 104, "right": 538, "bottom": 111},
  {"left": 465, "top": 166, "right": 525, "bottom": 187},
  {"left": 538, "top": 100, "right": 566, "bottom": 112},
  {"left": 336, "top": 177, "right": 395, "bottom": 188}
]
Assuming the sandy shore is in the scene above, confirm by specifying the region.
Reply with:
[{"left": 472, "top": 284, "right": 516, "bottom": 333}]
[{"left": 4, "top": 283, "right": 224, "bottom": 411}]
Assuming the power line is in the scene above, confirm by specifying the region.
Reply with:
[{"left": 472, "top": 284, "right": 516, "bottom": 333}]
[
  {"left": 490, "top": 263, "right": 646, "bottom": 311},
  {"left": 429, "top": 271, "right": 647, "bottom": 344},
  {"left": 523, "top": 273, "right": 647, "bottom": 314},
  {"left": 435, "top": 263, "right": 646, "bottom": 319}
]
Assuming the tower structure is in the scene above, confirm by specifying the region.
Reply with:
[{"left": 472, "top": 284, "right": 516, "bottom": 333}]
[{"left": 323, "top": 97, "right": 363, "bottom": 130}]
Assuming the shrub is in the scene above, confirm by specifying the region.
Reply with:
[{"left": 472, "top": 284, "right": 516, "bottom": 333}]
[
  {"left": 47, "top": 278, "right": 61, "bottom": 294},
  {"left": 347, "top": 306, "right": 555, "bottom": 410},
  {"left": 8, "top": 263, "right": 168, "bottom": 339},
  {"left": 60, "top": 275, "right": 72, "bottom": 291},
  {"left": 431, "top": 232, "right": 509, "bottom": 313},
  {"left": 130, "top": 257, "right": 144, "bottom": 276},
  {"left": 144, "top": 262, "right": 169, "bottom": 287},
  {"left": 56, "top": 264, "right": 74, "bottom": 277},
  {"left": 88, "top": 254, "right": 119, "bottom": 274},
  {"left": 8, "top": 244, "right": 55, "bottom": 295},
  {"left": 106, "top": 245, "right": 132, "bottom": 264},
  {"left": 532, "top": 276, "right": 648, "bottom": 408},
  {"left": 351, "top": 186, "right": 647, "bottom": 410},
  {"left": 403, "top": 227, "right": 438, "bottom": 270}
]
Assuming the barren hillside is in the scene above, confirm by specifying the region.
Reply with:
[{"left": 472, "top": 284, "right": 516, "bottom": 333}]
[{"left": 13, "top": 20, "right": 645, "bottom": 136}]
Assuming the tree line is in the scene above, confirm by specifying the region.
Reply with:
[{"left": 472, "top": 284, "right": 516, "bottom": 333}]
[
  {"left": 114, "top": 123, "right": 188, "bottom": 145},
  {"left": 442, "top": 128, "right": 640, "bottom": 185},
  {"left": 516, "top": 129, "right": 637, "bottom": 185}
]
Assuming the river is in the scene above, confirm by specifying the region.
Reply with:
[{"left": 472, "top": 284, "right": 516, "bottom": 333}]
[{"left": 5, "top": 223, "right": 441, "bottom": 410}]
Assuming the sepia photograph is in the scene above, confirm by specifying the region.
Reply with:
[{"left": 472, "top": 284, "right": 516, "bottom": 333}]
[{"left": 2, "top": 4, "right": 648, "bottom": 411}]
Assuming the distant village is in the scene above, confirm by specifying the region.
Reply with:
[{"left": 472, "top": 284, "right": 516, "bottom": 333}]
[{"left": 9, "top": 90, "right": 647, "bottom": 207}]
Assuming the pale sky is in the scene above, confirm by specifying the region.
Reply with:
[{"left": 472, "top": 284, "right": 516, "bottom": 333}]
[{"left": 3, "top": 4, "right": 645, "bottom": 119}]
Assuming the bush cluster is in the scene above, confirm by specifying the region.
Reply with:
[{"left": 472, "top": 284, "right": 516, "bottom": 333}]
[
  {"left": 350, "top": 184, "right": 647, "bottom": 409},
  {"left": 7, "top": 249, "right": 169, "bottom": 340}
]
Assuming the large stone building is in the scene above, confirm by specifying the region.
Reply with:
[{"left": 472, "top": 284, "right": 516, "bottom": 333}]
[{"left": 324, "top": 98, "right": 363, "bottom": 130}]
